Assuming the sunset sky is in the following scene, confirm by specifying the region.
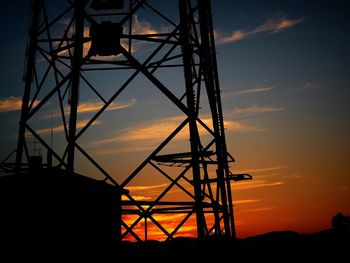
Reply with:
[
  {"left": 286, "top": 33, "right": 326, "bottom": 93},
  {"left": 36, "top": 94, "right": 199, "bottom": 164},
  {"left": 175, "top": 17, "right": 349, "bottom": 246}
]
[{"left": 0, "top": 0, "right": 349, "bottom": 240}]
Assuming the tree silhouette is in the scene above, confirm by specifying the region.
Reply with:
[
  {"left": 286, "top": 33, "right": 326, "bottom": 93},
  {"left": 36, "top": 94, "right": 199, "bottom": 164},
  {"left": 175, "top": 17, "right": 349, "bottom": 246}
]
[{"left": 332, "top": 212, "right": 350, "bottom": 231}]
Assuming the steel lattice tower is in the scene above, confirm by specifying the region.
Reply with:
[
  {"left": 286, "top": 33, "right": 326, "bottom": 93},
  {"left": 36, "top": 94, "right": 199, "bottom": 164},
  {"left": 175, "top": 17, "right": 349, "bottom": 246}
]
[{"left": 15, "top": 0, "right": 251, "bottom": 241}]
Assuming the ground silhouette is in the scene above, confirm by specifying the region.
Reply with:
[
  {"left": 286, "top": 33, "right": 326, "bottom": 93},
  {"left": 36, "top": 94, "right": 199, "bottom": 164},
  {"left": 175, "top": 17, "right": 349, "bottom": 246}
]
[{"left": 0, "top": 168, "right": 349, "bottom": 261}]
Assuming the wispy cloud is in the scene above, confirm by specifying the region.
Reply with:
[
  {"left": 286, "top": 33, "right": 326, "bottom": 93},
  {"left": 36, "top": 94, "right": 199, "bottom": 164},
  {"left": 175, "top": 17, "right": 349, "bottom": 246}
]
[
  {"left": 234, "top": 165, "right": 288, "bottom": 174},
  {"left": 235, "top": 199, "right": 261, "bottom": 205},
  {"left": 0, "top": 96, "right": 39, "bottom": 113},
  {"left": 90, "top": 116, "right": 184, "bottom": 146},
  {"left": 44, "top": 98, "right": 136, "bottom": 119},
  {"left": 227, "top": 105, "right": 284, "bottom": 117},
  {"left": 224, "top": 86, "right": 274, "bottom": 97},
  {"left": 88, "top": 115, "right": 265, "bottom": 149},
  {"left": 95, "top": 145, "right": 155, "bottom": 155},
  {"left": 122, "top": 195, "right": 152, "bottom": 201},
  {"left": 132, "top": 15, "right": 159, "bottom": 35},
  {"left": 79, "top": 98, "right": 137, "bottom": 113},
  {"left": 223, "top": 120, "right": 265, "bottom": 133},
  {"left": 36, "top": 119, "right": 102, "bottom": 135},
  {"left": 232, "top": 179, "right": 284, "bottom": 191},
  {"left": 240, "top": 206, "right": 277, "bottom": 213},
  {"left": 125, "top": 183, "right": 168, "bottom": 193},
  {"left": 216, "top": 17, "right": 303, "bottom": 45}
]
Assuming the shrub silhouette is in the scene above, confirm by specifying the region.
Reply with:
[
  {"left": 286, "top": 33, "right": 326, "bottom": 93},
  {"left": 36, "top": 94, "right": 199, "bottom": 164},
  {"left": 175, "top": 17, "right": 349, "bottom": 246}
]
[{"left": 332, "top": 212, "right": 350, "bottom": 231}]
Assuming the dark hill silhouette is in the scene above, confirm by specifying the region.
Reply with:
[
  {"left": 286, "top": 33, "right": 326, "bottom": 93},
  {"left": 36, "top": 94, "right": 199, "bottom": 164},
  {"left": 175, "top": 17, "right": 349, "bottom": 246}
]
[{"left": 0, "top": 168, "right": 349, "bottom": 261}]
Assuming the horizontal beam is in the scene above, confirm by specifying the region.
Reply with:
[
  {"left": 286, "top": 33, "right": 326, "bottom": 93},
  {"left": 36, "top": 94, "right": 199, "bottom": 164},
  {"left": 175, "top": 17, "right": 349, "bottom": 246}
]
[{"left": 122, "top": 201, "right": 212, "bottom": 206}]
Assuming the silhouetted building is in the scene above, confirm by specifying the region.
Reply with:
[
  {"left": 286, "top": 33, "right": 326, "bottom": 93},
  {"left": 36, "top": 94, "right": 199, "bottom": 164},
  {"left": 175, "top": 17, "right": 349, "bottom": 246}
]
[{"left": 0, "top": 168, "right": 126, "bottom": 254}]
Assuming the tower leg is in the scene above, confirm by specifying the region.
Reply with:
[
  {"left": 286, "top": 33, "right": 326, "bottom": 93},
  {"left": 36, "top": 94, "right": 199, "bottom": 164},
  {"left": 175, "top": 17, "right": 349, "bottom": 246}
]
[
  {"left": 198, "top": 0, "right": 235, "bottom": 238},
  {"left": 15, "top": 0, "right": 42, "bottom": 173},
  {"left": 179, "top": 0, "right": 206, "bottom": 240},
  {"left": 67, "top": 0, "right": 85, "bottom": 172}
]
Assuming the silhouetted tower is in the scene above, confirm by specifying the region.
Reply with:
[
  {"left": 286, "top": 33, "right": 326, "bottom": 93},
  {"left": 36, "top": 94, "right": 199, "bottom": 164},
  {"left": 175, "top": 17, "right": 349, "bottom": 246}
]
[{"left": 15, "top": 0, "right": 251, "bottom": 241}]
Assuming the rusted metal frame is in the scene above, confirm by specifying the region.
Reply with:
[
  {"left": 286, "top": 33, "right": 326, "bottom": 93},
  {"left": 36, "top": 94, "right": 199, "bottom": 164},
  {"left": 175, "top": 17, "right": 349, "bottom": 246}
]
[{"left": 25, "top": 124, "right": 67, "bottom": 167}]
